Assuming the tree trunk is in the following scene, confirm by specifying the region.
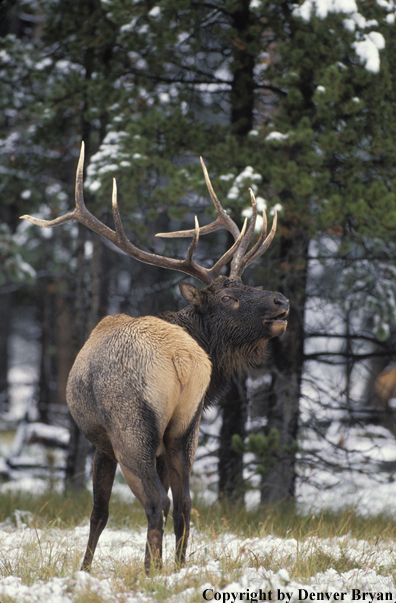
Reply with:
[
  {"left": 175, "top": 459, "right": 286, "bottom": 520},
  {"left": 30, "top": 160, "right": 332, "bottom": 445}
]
[
  {"left": 259, "top": 221, "right": 309, "bottom": 503},
  {"left": 230, "top": 0, "right": 255, "bottom": 138},
  {"left": 64, "top": 230, "right": 113, "bottom": 490},
  {"left": 64, "top": 226, "right": 90, "bottom": 491},
  {"left": 64, "top": 17, "right": 115, "bottom": 488},
  {"left": 55, "top": 278, "right": 74, "bottom": 410},
  {"left": 217, "top": 0, "right": 256, "bottom": 500},
  {"left": 37, "top": 280, "right": 57, "bottom": 423},
  {"left": 87, "top": 235, "right": 112, "bottom": 333},
  {"left": 0, "top": 291, "right": 12, "bottom": 413},
  {"left": 218, "top": 372, "right": 248, "bottom": 502}
]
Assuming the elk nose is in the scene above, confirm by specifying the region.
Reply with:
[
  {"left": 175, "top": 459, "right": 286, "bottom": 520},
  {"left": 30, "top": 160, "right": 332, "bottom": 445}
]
[{"left": 273, "top": 295, "right": 289, "bottom": 312}]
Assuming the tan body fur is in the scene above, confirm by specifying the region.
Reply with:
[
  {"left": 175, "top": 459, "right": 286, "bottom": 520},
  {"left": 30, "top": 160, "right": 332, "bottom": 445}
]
[
  {"left": 375, "top": 365, "right": 396, "bottom": 407},
  {"left": 68, "top": 314, "right": 211, "bottom": 456},
  {"left": 67, "top": 314, "right": 211, "bottom": 571}
]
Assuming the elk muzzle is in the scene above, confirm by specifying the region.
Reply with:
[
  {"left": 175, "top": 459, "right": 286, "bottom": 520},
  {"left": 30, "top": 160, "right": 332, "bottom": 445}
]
[{"left": 263, "top": 293, "right": 289, "bottom": 337}]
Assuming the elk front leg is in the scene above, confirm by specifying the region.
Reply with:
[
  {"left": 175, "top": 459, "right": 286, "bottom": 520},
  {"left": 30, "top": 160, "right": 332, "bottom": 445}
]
[{"left": 82, "top": 448, "right": 117, "bottom": 571}]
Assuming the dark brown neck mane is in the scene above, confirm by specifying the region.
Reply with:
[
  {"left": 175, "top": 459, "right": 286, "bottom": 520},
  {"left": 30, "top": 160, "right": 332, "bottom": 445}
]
[{"left": 160, "top": 303, "right": 269, "bottom": 407}]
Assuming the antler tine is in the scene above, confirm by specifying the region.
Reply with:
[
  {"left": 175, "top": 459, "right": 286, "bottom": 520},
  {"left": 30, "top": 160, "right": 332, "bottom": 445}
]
[
  {"left": 240, "top": 204, "right": 268, "bottom": 266},
  {"left": 111, "top": 177, "right": 130, "bottom": 245},
  {"left": 75, "top": 140, "right": 85, "bottom": 210},
  {"left": 186, "top": 216, "right": 200, "bottom": 264},
  {"left": 20, "top": 142, "right": 118, "bottom": 241},
  {"left": 21, "top": 142, "right": 85, "bottom": 229},
  {"left": 199, "top": 157, "right": 241, "bottom": 240},
  {"left": 230, "top": 208, "right": 277, "bottom": 277},
  {"left": 208, "top": 218, "right": 247, "bottom": 280},
  {"left": 229, "top": 187, "right": 258, "bottom": 276},
  {"left": 20, "top": 148, "right": 82, "bottom": 229},
  {"left": 156, "top": 157, "right": 241, "bottom": 241},
  {"left": 113, "top": 174, "right": 216, "bottom": 282},
  {"left": 156, "top": 161, "right": 278, "bottom": 279},
  {"left": 243, "top": 209, "right": 277, "bottom": 269}
]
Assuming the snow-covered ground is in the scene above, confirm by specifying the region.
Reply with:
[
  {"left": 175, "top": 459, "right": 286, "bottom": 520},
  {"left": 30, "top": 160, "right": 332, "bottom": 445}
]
[
  {"left": 2, "top": 411, "right": 396, "bottom": 602},
  {"left": 0, "top": 512, "right": 395, "bottom": 603}
]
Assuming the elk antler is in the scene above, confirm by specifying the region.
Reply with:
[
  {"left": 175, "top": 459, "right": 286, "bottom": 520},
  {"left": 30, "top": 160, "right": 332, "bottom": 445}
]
[
  {"left": 156, "top": 157, "right": 277, "bottom": 278},
  {"left": 20, "top": 142, "right": 247, "bottom": 284}
]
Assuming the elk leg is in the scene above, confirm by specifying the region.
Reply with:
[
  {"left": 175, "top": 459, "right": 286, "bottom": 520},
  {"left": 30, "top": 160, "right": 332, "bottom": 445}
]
[
  {"left": 156, "top": 452, "right": 170, "bottom": 493},
  {"left": 168, "top": 459, "right": 192, "bottom": 567},
  {"left": 118, "top": 460, "right": 170, "bottom": 573},
  {"left": 82, "top": 448, "right": 117, "bottom": 571},
  {"left": 165, "top": 407, "right": 202, "bottom": 567}
]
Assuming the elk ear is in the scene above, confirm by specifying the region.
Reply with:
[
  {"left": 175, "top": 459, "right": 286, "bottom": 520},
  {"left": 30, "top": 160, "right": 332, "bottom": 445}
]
[{"left": 179, "top": 282, "right": 204, "bottom": 307}]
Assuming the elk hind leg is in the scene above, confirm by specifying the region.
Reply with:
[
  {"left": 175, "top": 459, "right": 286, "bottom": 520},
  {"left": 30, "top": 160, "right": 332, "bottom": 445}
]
[
  {"left": 165, "top": 408, "right": 202, "bottom": 567},
  {"left": 156, "top": 452, "right": 170, "bottom": 494},
  {"left": 118, "top": 460, "right": 170, "bottom": 573},
  {"left": 82, "top": 448, "right": 117, "bottom": 571},
  {"left": 170, "top": 462, "right": 192, "bottom": 567}
]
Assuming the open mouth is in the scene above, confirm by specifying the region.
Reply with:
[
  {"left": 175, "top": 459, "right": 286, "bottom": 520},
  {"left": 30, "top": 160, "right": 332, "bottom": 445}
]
[
  {"left": 273, "top": 310, "right": 289, "bottom": 322},
  {"left": 264, "top": 310, "right": 289, "bottom": 323}
]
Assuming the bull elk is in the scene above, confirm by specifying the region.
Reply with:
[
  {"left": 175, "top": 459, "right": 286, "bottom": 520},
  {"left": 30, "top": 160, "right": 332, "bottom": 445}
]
[{"left": 21, "top": 143, "right": 289, "bottom": 572}]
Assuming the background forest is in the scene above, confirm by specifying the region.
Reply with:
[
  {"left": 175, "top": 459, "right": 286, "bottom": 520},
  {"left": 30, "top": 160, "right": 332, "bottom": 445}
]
[{"left": 1, "top": 0, "right": 396, "bottom": 510}]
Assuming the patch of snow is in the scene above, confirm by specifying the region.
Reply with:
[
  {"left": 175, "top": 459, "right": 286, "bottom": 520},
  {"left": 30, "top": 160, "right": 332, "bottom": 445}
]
[
  {"left": 265, "top": 131, "right": 289, "bottom": 141},
  {"left": 294, "top": 0, "right": 359, "bottom": 21},
  {"left": 35, "top": 57, "right": 52, "bottom": 71},
  {"left": 97, "top": 163, "right": 119, "bottom": 175},
  {"left": 0, "top": 49, "right": 11, "bottom": 63},
  {"left": 55, "top": 60, "right": 84, "bottom": 75},
  {"left": 293, "top": 0, "right": 387, "bottom": 72},
  {"left": 88, "top": 180, "right": 101, "bottom": 192},
  {"left": 159, "top": 92, "right": 170, "bottom": 104},
  {"left": 377, "top": 0, "right": 394, "bottom": 8},
  {"left": 353, "top": 32, "right": 385, "bottom": 73},
  {"left": 148, "top": 5, "right": 160, "bottom": 17},
  {"left": 219, "top": 173, "right": 235, "bottom": 182},
  {"left": 120, "top": 19, "right": 137, "bottom": 34}
]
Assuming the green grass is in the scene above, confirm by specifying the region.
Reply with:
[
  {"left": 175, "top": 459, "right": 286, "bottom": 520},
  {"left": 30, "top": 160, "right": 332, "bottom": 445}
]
[{"left": 1, "top": 486, "right": 396, "bottom": 541}]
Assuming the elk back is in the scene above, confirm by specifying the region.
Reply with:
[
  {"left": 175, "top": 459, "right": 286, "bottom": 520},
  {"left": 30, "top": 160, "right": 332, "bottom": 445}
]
[{"left": 66, "top": 314, "right": 212, "bottom": 459}]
